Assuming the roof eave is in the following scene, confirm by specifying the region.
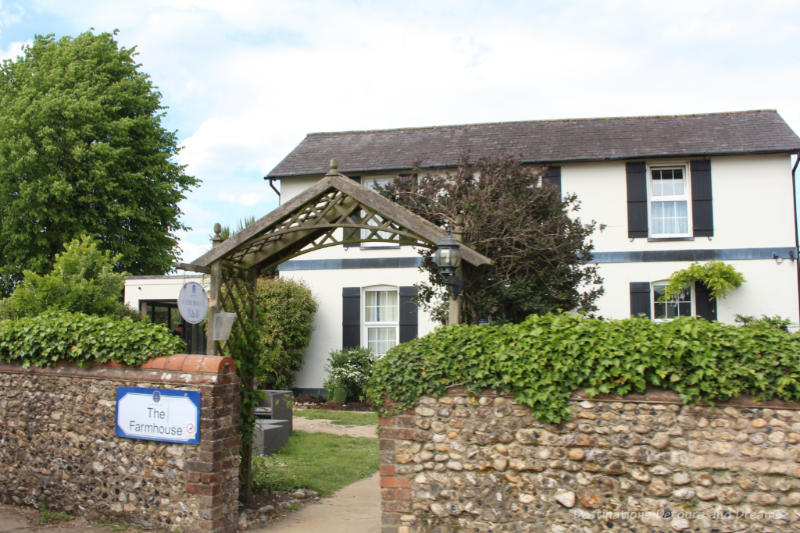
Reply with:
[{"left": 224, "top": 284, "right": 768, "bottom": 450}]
[{"left": 267, "top": 147, "right": 800, "bottom": 180}]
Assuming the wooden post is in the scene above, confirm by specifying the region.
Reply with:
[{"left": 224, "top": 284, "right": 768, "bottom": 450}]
[
  {"left": 206, "top": 224, "right": 223, "bottom": 356},
  {"left": 448, "top": 214, "right": 464, "bottom": 325}
]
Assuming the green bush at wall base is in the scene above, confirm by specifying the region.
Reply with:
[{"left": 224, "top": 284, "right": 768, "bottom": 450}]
[
  {"left": 366, "top": 313, "right": 800, "bottom": 423},
  {"left": 0, "top": 310, "right": 185, "bottom": 368},
  {"left": 324, "top": 347, "right": 377, "bottom": 403}
]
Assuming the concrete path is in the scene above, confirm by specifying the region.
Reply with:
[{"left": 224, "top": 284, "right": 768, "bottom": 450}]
[
  {"left": 292, "top": 416, "right": 378, "bottom": 439},
  {"left": 250, "top": 472, "right": 380, "bottom": 533}
]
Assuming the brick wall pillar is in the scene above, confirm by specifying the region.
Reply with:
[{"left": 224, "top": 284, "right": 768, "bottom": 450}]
[
  {"left": 140, "top": 355, "right": 241, "bottom": 533},
  {"left": 379, "top": 414, "right": 417, "bottom": 533}
]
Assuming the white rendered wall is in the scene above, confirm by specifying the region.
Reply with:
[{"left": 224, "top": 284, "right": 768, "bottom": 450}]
[
  {"left": 593, "top": 259, "right": 799, "bottom": 325},
  {"left": 561, "top": 154, "right": 796, "bottom": 252},
  {"left": 124, "top": 275, "right": 206, "bottom": 312},
  {"left": 277, "top": 153, "right": 800, "bottom": 388}
]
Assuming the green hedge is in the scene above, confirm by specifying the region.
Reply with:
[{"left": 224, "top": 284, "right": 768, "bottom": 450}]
[
  {"left": 0, "top": 311, "right": 185, "bottom": 368},
  {"left": 366, "top": 314, "right": 800, "bottom": 422}
]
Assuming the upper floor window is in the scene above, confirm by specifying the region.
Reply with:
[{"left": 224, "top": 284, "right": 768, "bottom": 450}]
[
  {"left": 649, "top": 166, "right": 691, "bottom": 237},
  {"left": 361, "top": 177, "right": 400, "bottom": 248},
  {"left": 626, "top": 160, "right": 712, "bottom": 240},
  {"left": 363, "top": 286, "right": 399, "bottom": 355}
]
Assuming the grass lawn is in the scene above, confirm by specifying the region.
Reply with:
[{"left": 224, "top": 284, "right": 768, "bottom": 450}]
[
  {"left": 252, "top": 431, "right": 378, "bottom": 496},
  {"left": 294, "top": 408, "right": 378, "bottom": 426}
]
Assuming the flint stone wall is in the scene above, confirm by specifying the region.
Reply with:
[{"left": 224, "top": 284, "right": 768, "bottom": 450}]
[
  {"left": 0, "top": 355, "right": 240, "bottom": 533},
  {"left": 380, "top": 388, "right": 800, "bottom": 532}
]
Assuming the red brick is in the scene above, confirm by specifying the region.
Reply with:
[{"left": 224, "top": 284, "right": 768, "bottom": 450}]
[
  {"left": 379, "top": 464, "right": 395, "bottom": 477},
  {"left": 381, "top": 476, "right": 410, "bottom": 489}
]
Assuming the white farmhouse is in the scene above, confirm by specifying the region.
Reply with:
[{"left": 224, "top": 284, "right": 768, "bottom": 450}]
[{"left": 265, "top": 110, "right": 800, "bottom": 395}]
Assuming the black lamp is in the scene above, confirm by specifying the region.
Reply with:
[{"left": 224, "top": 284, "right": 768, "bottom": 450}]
[{"left": 434, "top": 233, "right": 462, "bottom": 298}]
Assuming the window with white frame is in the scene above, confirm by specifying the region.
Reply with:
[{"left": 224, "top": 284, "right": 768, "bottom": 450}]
[
  {"left": 652, "top": 282, "right": 693, "bottom": 320},
  {"left": 363, "top": 286, "right": 399, "bottom": 355},
  {"left": 361, "top": 177, "right": 400, "bottom": 248},
  {"left": 649, "top": 166, "right": 691, "bottom": 237}
]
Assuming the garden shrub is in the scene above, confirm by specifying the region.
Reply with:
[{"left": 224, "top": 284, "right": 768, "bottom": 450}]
[
  {"left": 0, "top": 235, "right": 140, "bottom": 321},
  {"left": 735, "top": 314, "right": 792, "bottom": 332},
  {"left": 227, "top": 277, "right": 317, "bottom": 390},
  {"left": 367, "top": 313, "right": 800, "bottom": 423},
  {"left": 324, "top": 347, "right": 377, "bottom": 403},
  {"left": 0, "top": 310, "right": 185, "bottom": 368}
]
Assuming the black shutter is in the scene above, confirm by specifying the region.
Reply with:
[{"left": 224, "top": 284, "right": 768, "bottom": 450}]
[
  {"left": 626, "top": 162, "right": 648, "bottom": 238},
  {"left": 694, "top": 282, "right": 717, "bottom": 321},
  {"left": 399, "top": 286, "right": 418, "bottom": 343},
  {"left": 543, "top": 166, "right": 561, "bottom": 195},
  {"left": 342, "top": 287, "right": 360, "bottom": 348},
  {"left": 691, "top": 160, "right": 713, "bottom": 237},
  {"left": 343, "top": 176, "right": 362, "bottom": 247},
  {"left": 630, "top": 282, "right": 651, "bottom": 318}
]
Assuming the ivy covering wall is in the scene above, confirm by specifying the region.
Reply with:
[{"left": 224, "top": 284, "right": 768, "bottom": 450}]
[{"left": 367, "top": 313, "right": 800, "bottom": 423}]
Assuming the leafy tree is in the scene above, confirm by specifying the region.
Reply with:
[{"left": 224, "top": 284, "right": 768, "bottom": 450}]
[
  {"left": 0, "top": 31, "right": 198, "bottom": 296},
  {"left": 379, "top": 154, "right": 602, "bottom": 324},
  {"left": 0, "top": 235, "right": 138, "bottom": 320}
]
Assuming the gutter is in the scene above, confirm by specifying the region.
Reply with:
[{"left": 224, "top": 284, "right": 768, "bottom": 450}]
[{"left": 793, "top": 154, "right": 800, "bottom": 323}]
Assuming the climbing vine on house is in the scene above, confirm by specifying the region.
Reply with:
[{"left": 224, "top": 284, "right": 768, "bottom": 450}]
[{"left": 660, "top": 261, "right": 744, "bottom": 301}]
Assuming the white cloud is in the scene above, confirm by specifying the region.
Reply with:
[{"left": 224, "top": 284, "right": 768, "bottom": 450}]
[
  {"left": 0, "top": 38, "right": 25, "bottom": 60},
  {"left": 5, "top": 0, "right": 800, "bottom": 264},
  {"left": 219, "top": 191, "right": 265, "bottom": 207}
]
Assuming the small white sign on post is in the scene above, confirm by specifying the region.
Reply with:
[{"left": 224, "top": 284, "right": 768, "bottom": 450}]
[
  {"left": 178, "top": 281, "right": 208, "bottom": 324},
  {"left": 116, "top": 387, "right": 201, "bottom": 444}
]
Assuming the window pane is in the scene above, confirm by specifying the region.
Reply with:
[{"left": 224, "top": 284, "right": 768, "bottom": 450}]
[
  {"left": 365, "top": 290, "right": 398, "bottom": 322},
  {"left": 653, "top": 283, "right": 691, "bottom": 320},
  {"left": 651, "top": 200, "right": 688, "bottom": 235},
  {"left": 368, "top": 327, "right": 396, "bottom": 355},
  {"left": 152, "top": 305, "right": 169, "bottom": 325},
  {"left": 652, "top": 168, "right": 685, "bottom": 197},
  {"left": 365, "top": 291, "right": 379, "bottom": 321}
]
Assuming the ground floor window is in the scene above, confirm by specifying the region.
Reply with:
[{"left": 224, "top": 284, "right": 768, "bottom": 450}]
[
  {"left": 363, "top": 287, "right": 399, "bottom": 355},
  {"left": 652, "top": 283, "right": 693, "bottom": 320}
]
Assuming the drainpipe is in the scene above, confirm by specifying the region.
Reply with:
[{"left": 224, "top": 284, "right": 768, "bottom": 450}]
[
  {"left": 264, "top": 175, "right": 280, "bottom": 201},
  {"left": 792, "top": 154, "right": 800, "bottom": 324}
]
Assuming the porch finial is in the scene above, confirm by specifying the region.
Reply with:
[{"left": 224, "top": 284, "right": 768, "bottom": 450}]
[
  {"left": 212, "top": 223, "right": 223, "bottom": 247},
  {"left": 326, "top": 158, "right": 339, "bottom": 176}
]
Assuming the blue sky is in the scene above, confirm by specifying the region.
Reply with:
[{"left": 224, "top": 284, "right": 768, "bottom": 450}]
[{"left": 2, "top": 0, "right": 800, "bottom": 264}]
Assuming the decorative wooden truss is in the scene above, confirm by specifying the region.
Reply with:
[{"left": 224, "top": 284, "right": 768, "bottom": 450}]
[{"left": 179, "top": 162, "right": 491, "bottom": 354}]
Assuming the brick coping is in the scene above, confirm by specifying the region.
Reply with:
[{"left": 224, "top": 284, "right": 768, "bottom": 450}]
[{"left": 0, "top": 354, "right": 237, "bottom": 385}]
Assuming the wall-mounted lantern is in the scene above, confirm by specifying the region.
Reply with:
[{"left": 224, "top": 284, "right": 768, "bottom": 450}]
[{"left": 435, "top": 232, "right": 462, "bottom": 299}]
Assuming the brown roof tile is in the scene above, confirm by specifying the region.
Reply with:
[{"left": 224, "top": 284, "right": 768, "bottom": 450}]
[{"left": 267, "top": 110, "right": 800, "bottom": 178}]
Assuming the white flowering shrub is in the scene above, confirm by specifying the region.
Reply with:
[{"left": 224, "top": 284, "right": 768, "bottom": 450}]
[{"left": 324, "top": 347, "right": 377, "bottom": 403}]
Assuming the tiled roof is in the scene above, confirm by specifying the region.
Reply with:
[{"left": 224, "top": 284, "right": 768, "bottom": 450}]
[{"left": 267, "top": 110, "right": 800, "bottom": 178}]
